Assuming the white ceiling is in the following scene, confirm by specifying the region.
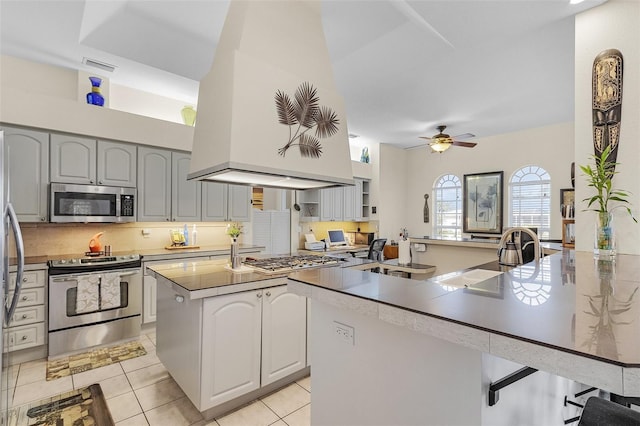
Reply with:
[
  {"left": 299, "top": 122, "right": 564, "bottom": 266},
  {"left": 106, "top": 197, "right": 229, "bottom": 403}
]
[{"left": 0, "top": 0, "right": 605, "bottom": 148}]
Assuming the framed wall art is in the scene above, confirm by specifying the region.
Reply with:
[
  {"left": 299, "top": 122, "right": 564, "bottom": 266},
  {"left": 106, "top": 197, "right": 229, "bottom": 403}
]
[{"left": 463, "top": 171, "right": 504, "bottom": 234}]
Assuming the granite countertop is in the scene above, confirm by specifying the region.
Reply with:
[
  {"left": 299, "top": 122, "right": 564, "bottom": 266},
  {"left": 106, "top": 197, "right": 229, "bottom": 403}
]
[
  {"left": 287, "top": 249, "right": 640, "bottom": 368},
  {"left": 18, "top": 244, "right": 265, "bottom": 265},
  {"left": 149, "top": 256, "right": 376, "bottom": 299}
]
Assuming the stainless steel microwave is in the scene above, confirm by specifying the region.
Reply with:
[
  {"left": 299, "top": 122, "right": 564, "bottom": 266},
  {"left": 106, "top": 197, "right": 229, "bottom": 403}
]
[{"left": 50, "top": 183, "right": 136, "bottom": 223}]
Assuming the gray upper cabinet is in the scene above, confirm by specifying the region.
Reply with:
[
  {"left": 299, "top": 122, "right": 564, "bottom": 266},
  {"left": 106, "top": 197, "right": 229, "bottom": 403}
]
[
  {"left": 202, "top": 182, "right": 228, "bottom": 222},
  {"left": 202, "top": 183, "right": 250, "bottom": 222},
  {"left": 320, "top": 187, "right": 344, "bottom": 221},
  {"left": 97, "top": 141, "right": 137, "bottom": 187},
  {"left": 228, "top": 185, "right": 251, "bottom": 222},
  {"left": 2, "top": 127, "right": 49, "bottom": 222},
  {"left": 171, "top": 152, "right": 201, "bottom": 222},
  {"left": 343, "top": 185, "right": 356, "bottom": 222},
  {"left": 138, "top": 147, "right": 172, "bottom": 222},
  {"left": 51, "top": 135, "right": 136, "bottom": 187},
  {"left": 50, "top": 134, "right": 96, "bottom": 184}
]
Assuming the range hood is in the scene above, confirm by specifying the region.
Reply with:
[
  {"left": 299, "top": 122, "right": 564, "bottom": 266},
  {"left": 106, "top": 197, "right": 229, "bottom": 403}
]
[{"left": 188, "top": 0, "right": 354, "bottom": 189}]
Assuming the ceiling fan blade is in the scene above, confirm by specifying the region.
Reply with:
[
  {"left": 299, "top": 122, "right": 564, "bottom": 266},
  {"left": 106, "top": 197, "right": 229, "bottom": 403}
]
[
  {"left": 452, "top": 141, "right": 477, "bottom": 148},
  {"left": 418, "top": 136, "right": 433, "bottom": 140},
  {"left": 451, "top": 133, "right": 475, "bottom": 140}
]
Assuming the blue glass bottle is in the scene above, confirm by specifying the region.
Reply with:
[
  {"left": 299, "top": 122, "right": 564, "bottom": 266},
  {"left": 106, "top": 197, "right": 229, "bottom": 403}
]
[{"left": 86, "top": 77, "right": 105, "bottom": 106}]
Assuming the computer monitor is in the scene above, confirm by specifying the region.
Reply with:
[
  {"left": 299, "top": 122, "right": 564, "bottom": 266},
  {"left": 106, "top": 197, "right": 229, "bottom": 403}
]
[{"left": 326, "top": 229, "right": 348, "bottom": 247}]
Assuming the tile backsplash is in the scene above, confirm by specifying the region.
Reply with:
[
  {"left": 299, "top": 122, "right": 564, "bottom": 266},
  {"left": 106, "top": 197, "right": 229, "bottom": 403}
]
[{"left": 18, "top": 222, "right": 248, "bottom": 257}]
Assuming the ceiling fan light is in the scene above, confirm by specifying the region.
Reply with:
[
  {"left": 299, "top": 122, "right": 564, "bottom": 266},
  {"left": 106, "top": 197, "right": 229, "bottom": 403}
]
[{"left": 429, "top": 141, "right": 452, "bottom": 153}]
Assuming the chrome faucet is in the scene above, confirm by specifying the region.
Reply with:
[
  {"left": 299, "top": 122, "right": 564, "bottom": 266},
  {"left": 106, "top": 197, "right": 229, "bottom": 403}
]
[{"left": 498, "top": 227, "right": 541, "bottom": 265}]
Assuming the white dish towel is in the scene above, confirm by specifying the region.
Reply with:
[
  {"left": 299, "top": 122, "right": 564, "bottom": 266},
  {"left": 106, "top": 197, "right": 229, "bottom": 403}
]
[
  {"left": 101, "top": 272, "right": 122, "bottom": 309},
  {"left": 76, "top": 274, "right": 100, "bottom": 314}
]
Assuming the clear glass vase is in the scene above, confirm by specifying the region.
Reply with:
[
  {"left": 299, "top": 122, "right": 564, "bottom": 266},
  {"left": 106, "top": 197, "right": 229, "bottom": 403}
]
[{"left": 594, "top": 212, "right": 615, "bottom": 257}]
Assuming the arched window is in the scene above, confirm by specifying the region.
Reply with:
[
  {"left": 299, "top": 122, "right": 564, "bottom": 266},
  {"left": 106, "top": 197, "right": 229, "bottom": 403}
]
[
  {"left": 509, "top": 166, "right": 551, "bottom": 239},
  {"left": 433, "top": 174, "right": 462, "bottom": 239}
]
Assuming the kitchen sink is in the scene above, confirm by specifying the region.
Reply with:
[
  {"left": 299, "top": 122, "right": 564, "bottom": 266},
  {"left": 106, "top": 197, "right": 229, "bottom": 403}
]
[{"left": 436, "top": 269, "right": 503, "bottom": 288}]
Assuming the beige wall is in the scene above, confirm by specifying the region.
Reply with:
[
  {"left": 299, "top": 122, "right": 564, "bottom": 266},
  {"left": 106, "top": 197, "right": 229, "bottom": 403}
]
[
  {"left": 378, "top": 144, "right": 408, "bottom": 241},
  {"left": 404, "top": 122, "right": 575, "bottom": 240},
  {"left": 574, "top": 0, "right": 640, "bottom": 255}
]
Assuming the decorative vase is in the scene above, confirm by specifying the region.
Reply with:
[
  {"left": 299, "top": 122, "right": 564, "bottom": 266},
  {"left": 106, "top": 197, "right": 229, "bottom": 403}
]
[
  {"left": 230, "top": 238, "right": 241, "bottom": 269},
  {"left": 595, "top": 212, "right": 615, "bottom": 257},
  {"left": 181, "top": 106, "right": 197, "bottom": 126},
  {"left": 86, "top": 77, "right": 105, "bottom": 106}
]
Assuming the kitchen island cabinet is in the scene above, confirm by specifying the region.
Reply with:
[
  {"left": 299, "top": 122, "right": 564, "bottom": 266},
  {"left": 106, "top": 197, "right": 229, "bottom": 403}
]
[{"left": 151, "top": 258, "right": 312, "bottom": 418}]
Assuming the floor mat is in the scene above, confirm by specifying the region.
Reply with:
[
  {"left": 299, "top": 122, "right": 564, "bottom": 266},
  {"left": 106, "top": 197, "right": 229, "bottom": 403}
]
[
  {"left": 8, "top": 384, "right": 114, "bottom": 426},
  {"left": 47, "top": 340, "right": 147, "bottom": 381}
]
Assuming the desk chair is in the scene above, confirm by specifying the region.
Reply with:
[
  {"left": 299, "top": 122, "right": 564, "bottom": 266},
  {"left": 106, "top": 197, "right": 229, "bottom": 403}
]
[{"left": 368, "top": 238, "right": 387, "bottom": 272}]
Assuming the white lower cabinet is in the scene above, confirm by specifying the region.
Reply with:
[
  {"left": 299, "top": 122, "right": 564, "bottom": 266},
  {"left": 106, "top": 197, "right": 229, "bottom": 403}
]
[
  {"left": 142, "top": 275, "right": 158, "bottom": 323},
  {"left": 157, "top": 281, "right": 307, "bottom": 412},
  {"left": 261, "top": 286, "right": 307, "bottom": 386},
  {"left": 201, "top": 291, "right": 263, "bottom": 408}
]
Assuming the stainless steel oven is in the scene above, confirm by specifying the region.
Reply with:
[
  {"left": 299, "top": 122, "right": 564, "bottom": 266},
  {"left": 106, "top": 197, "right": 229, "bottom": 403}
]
[
  {"left": 48, "top": 255, "right": 142, "bottom": 357},
  {"left": 50, "top": 183, "right": 136, "bottom": 223}
]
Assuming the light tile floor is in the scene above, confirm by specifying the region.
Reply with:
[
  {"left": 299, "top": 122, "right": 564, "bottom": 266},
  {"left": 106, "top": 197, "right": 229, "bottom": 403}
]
[{"left": 8, "top": 331, "right": 311, "bottom": 426}]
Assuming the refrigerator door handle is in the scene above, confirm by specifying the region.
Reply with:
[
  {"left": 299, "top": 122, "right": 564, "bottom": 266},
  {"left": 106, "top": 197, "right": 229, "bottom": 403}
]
[{"left": 5, "top": 203, "right": 25, "bottom": 325}]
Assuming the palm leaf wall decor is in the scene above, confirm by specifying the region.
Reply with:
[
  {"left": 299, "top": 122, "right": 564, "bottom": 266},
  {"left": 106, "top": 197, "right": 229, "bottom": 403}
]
[{"left": 275, "top": 82, "right": 340, "bottom": 158}]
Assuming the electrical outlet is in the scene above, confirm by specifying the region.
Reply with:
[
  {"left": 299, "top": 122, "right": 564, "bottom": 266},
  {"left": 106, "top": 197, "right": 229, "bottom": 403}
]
[{"left": 333, "top": 321, "right": 355, "bottom": 345}]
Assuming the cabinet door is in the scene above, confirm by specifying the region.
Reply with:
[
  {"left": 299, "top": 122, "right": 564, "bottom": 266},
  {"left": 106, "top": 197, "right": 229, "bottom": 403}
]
[
  {"left": 343, "top": 184, "right": 356, "bottom": 222},
  {"left": 2, "top": 127, "right": 49, "bottom": 222},
  {"left": 202, "top": 182, "right": 228, "bottom": 221},
  {"left": 97, "top": 141, "right": 137, "bottom": 187},
  {"left": 171, "top": 152, "right": 201, "bottom": 222},
  {"left": 332, "top": 187, "right": 344, "bottom": 221},
  {"left": 228, "top": 185, "right": 251, "bottom": 221},
  {"left": 137, "top": 147, "right": 172, "bottom": 222},
  {"left": 201, "top": 291, "right": 262, "bottom": 409},
  {"left": 320, "top": 188, "right": 334, "bottom": 221},
  {"left": 50, "top": 134, "right": 96, "bottom": 184},
  {"left": 143, "top": 275, "right": 157, "bottom": 324},
  {"left": 261, "top": 286, "right": 307, "bottom": 386}
]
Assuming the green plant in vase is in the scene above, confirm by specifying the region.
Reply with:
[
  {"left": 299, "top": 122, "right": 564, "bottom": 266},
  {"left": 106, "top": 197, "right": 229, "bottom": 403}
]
[
  {"left": 580, "top": 144, "right": 636, "bottom": 256},
  {"left": 226, "top": 223, "right": 243, "bottom": 241}
]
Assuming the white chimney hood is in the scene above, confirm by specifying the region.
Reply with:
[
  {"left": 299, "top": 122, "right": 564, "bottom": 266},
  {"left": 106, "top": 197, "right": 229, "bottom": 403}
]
[{"left": 188, "top": 0, "right": 354, "bottom": 189}]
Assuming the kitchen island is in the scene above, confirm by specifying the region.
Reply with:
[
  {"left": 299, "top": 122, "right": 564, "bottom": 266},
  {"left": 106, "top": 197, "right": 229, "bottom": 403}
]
[
  {"left": 287, "top": 249, "right": 640, "bottom": 425},
  {"left": 148, "top": 256, "right": 375, "bottom": 419}
]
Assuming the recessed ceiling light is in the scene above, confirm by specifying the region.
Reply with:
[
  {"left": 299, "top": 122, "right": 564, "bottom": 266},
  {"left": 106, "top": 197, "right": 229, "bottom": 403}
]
[
  {"left": 569, "top": 0, "right": 585, "bottom": 4},
  {"left": 82, "top": 57, "right": 117, "bottom": 73}
]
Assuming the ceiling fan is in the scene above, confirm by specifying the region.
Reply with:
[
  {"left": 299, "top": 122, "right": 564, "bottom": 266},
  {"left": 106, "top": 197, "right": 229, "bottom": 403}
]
[{"left": 418, "top": 125, "right": 477, "bottom": 153}]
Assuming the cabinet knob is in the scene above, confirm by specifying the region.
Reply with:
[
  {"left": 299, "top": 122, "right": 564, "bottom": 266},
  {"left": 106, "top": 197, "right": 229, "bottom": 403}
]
[
  {"left": 256, "top": 293, "right": 262, "bottom": 298},
  {"left": 40, "top": 217, "right": 46, "bottom": 221},
  {"left": 166, "top": 218, "right": 170, "bottom": 221},
  {"left": 175, "top": 295, "right": 184, "bottom": 303},
  {"left": 22, "top": 296, "right": 28, "bottom": 301},
  {"left": 22, "top": 314, "right": 28, "bottom": 319},
  {"left": 90, "top": 180, "right": 94, "bottom": 184},
  {"left": 98, "top": 180, "right": 103, "bottom": 185},
  {"left": 266, "top": 291, "right": 271, "bottom": 297},
  {"left": 21, "top": 335, "right": 27, "bottom": 341},
  {"left": 22, "top": 277, "right": 28, "bottom": 282}
]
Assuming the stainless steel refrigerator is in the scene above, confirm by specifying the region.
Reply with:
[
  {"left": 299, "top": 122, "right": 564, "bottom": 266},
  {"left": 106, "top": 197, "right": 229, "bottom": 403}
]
[{"left": 1, "top": 130, "right": 26, "bottom": 424}]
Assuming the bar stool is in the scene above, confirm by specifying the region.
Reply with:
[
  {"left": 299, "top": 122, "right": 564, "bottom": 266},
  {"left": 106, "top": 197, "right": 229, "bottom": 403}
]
[{"left": 577, "top": 396, "right": 640, "bottom": 425}]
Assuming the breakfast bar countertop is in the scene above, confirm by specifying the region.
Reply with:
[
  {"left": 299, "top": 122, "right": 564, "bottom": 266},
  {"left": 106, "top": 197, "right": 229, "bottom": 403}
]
[{"left": 287, "top": 249, "right": 640, "bottom": 397}]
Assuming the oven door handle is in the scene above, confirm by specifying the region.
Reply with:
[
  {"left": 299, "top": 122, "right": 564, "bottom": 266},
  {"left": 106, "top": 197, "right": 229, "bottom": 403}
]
[{"left": 50, "top": 270, "right": 139, "bottom": 282}]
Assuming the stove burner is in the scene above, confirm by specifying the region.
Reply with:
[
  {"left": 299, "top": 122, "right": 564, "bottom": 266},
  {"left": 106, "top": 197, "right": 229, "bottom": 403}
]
[{"left": 243, "top": 255, "right": 339, "bottom": 274}]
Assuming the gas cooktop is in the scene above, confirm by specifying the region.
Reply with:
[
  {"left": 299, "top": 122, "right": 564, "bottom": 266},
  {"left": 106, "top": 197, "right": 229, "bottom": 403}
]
[{"left": 243, "top": 255, "right": 340, "bottom": 274}]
